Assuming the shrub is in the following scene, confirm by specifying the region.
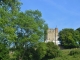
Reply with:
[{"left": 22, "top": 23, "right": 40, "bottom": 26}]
[
  {"left": 43, "top": 42, "right": 61, "bottom": 60},
  {"left": 69, "top": 48, "right": 80, "bottom": 55}
]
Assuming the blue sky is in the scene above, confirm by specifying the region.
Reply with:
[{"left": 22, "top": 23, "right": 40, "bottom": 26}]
[{"left": 20, "top": 0, "right": 80, "bottom": 31}]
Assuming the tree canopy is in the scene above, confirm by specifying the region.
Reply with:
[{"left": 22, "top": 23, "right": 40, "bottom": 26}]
[
  {"left": 59, "top": 28, "right": 80, "bottom": 49},
  {"left": 0, "top": 0, "right": 49, "bottom": 60}
]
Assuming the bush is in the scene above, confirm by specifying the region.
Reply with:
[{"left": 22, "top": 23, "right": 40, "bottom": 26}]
[
  {"left": 69, "top": 48, "right": 80, "bottom": 56},
  {"left": 43, "top": 42, "right": 61, "bottom": 60}
]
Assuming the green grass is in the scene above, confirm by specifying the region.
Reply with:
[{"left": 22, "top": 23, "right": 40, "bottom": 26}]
[{"left": 49, "top": 48, "right": 80, "bottom": 60}]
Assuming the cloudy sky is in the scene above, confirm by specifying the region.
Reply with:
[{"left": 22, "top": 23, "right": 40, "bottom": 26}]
[{"left": 20, "top": 0, "right": 80, "bottom": 31}]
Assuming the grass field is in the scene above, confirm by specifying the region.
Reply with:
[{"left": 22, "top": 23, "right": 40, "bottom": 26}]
[{"left": 49, "top": 48, "right": 80, "bottom": 60}]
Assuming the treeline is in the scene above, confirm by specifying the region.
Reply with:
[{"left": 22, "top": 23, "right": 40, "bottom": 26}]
[{"left": 59, "top": 28, "right": 80, "bottom": 49}]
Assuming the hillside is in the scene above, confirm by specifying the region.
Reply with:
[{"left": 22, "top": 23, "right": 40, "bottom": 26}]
[{"left": 50, "top": 49, "right": 80, "bottom": 60}]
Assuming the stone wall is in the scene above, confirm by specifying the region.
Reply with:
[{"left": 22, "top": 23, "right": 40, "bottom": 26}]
[{"left": 45, "top": 28, "right": 59, "bottom": 45}]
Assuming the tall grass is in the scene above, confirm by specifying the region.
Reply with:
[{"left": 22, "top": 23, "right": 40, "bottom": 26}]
[{"left": 49, "top": 48, "right": 80, "bottom": 60}]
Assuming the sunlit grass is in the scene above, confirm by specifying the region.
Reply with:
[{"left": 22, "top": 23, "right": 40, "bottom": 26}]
[{"left": 49, "top": 48, "right": 80, "bottom": 60}]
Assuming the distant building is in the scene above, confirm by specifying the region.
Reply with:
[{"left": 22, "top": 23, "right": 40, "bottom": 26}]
[{"left": 45, "top": 28, "right": 59, "bottom": 45}]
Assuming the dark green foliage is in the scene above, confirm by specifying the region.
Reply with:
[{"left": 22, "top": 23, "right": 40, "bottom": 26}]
[
  {"left": 69, "top": 48, "right": 80, "bottom": 56},
  {"left": 44, "top": 24, "right": 48, "bottom": 41},
  {"left": 20, "top": 42, "right": 61, "bottom": 60},
  {"left": 36, "top": 42, "right": 47, "bottom": 60},
  {"left": 76, "top": 27, "right": 80, "bottom": 33},
  {"left": 20, "top": 42, "right": 47, "bottom": 60},
  {"left": 21, "top": 48, "right": 35, "bottom": 60},
  {"left": 0, "top": 43, "right": 10, "bottom": 60},
  {"left": 59, "top": 28, "right": 80, "bottom": 48},
  {"left": 14, "top": 42, "right": 47, "bottom": 60},
  {"left": 43, "top": 42, "right": 61, "bottom": 60},
  {"left": 76, "top": 27, "right": 80, "bottom": 46}
]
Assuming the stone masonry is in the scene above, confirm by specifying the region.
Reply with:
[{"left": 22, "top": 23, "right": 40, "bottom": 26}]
[{"left": 45, "top": 28, "right": 59, "bottom": 45}]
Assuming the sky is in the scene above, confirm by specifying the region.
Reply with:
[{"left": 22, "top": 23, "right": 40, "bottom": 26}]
[{"left": 20, "top": 0, "right": 80, "bottom": 31}]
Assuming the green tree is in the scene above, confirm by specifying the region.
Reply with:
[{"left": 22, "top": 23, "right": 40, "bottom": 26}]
[
  {"left": 10, "top": 10, "right": 48, "bottom": 60},
  {"left": 0, "top": 0, "right": 21, "bottom": 44},
  {"left": 0, "top": 0, "right": 48, "bottom": 59},
  {"left": 36, "top": 42, "right": 47, "bottom": 60},
  {"left": 76, "top": 28, "right": 80, "bottom": 46},
  {"left": 59, "top": 28, "right": 79, "bottom": 48},
  {"left": 44, "top": 24, "right": 48, "bottom": 41},
  {"left": 0, "top": 43, "right": 9, "bottom": 60},
  {"left": 0, "top": 0, "right": 21, "bottom": 59},
  {"left": 43, "top": 42, "right": 60, "bottom": 60},
  {"left": 76, "top": 27, "right": 80, "bottom": 33},
  {"left": 0, "top": 0, "right": 21, "bottom": 12}
]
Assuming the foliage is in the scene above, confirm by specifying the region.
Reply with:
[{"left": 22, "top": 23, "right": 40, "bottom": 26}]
[
  {"left": 0, "top": 0, "right": 48, "bottom": 60},
  {"left": 36, "top": 42, "right": 47, "bottom": 60},
  {"left": 76, "top": 27, "right": 80, "bottom": 33},
  {"left": 76, "top": 27, "right": 80, "bottom": 45},
  {"left": 20, "top": 42, "right": 61, "bottom": 60},
  {"left": 12, "top": 10, "right": 48, "bottom": 60},
  {"left": 69, "top": 48, "right": 80, "bottom": 56},
  {"left": 0, "top": 0, "right": 21, "bottom": 12},
  {"left": 44, "top": 24, "right": 48, "bottom": 41},
  {"left": 0, "top": 43, "right": 10, "bottom": 60},
  {"left": 59, "top": 28, "right": 80, "bottom": 48},
  {"left": 0, "top": 0, "right": 20, "bottom": 59},
  {"left": 50, "top": 49, "right": 80, "bottom": 60},
  {"left": 43, "top": 42, "right": 61, "bottom": 60},
  {"left": 14, "top": 42, "right": 47, "bottom": 60}
]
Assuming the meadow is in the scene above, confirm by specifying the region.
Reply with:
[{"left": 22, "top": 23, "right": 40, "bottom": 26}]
[{"left": 50, "top": 48, "right": 80, "bottom": 60}]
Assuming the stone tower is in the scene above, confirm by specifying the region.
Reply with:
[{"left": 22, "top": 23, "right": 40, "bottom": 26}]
[{"left": 45, "top": 28, "right": 59, "bottom": 45}]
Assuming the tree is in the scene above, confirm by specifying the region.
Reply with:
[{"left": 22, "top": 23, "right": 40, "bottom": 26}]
[
  {"left": 0, "top": 0, "right": 48, "bottom": 59},
  {"left": 0, "top": 43, "right": 9, "bottom": 60},
  {"left": 59, "top": 28, "right": 79, "bottom": 48},
  {"left": 76, "top": 27, "right": 80, "bottom": 33},
  {"left": 36, "top": 42, "right": 47, "bottom": 60},
  {"left": 44, "top": 24, "right": 48, "bottom": 41},
  {"left": 76, "top": 27, "right": 80, "bottom": 46},
  {"left": 0, "top": 0, "right": 21, "bottom": 59},
  {"left": 0, "top": 0, "right": 21, "bottom": 12},
  {"left": 9, "top": 10, "right": 48, "bottom": 60},
  {"left": 43, "top": 42, "right": 60, "bottom": 60}
]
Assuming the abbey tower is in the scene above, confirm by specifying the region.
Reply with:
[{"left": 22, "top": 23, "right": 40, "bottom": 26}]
[{"left": 45, "top": 28, "right": 59, "bottom": 45}]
